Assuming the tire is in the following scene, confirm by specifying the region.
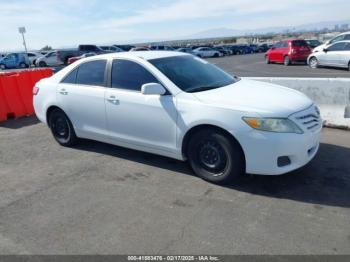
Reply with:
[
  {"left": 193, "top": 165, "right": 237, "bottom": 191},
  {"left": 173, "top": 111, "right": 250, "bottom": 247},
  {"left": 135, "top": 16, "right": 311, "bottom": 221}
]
[
  {"left": 309, "top": 57, "right": 318, "bottom": 69},
  {"left": 0, "top": 64, "right": 5, "bottom": 70},
  {"left": 187, "top": 129, "right": 244, "bottom": 184},
  {"left": 214, "top": 53, "right": 219, "bottom": 58},
  {"left": 348, "top": 62, "right": 350, "bottom": 72},
  {"left": 19, "top": 62, "right": 26, "bottom": 68},
  {"left": 284, "top": 56, "right": 290, "bottom": 66},
  {"left": 39, "top": 61, "right": 47, "bottom": 67},
  {"left": 48, "top": 109, "right": 78, "bottom": 146},
  {"left": 265, "top": 56, "right": 270, "bottom": 64}
]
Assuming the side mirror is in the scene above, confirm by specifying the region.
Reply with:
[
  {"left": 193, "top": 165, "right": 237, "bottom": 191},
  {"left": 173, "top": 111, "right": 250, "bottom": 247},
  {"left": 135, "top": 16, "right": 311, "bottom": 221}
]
[
  {"left": 141, "top": 83, "right": 166, "bottom": 95},
  {"left": 323, "top": 48, "right": 328, "bottom": 53}
]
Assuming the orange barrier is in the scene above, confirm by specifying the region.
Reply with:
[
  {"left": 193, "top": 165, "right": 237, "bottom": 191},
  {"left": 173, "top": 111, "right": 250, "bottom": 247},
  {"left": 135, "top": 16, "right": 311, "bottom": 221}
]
[{"left": 0, "top": 68, "right": 53, "bottom": 122}]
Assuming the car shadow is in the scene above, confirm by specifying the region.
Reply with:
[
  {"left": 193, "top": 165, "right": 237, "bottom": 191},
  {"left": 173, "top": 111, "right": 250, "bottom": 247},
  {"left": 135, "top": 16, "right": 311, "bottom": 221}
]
[
  {"left": 74, "top": 139, "right": 350, "bottom": 208},
  {"left": 0, "top": 115, "right": 40, "bottom": 129}
]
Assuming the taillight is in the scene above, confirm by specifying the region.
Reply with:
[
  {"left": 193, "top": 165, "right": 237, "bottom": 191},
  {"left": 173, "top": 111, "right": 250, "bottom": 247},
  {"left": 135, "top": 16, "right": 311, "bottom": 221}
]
[{"left": 33, "top": 86, "right": 40, "bottom": 95}]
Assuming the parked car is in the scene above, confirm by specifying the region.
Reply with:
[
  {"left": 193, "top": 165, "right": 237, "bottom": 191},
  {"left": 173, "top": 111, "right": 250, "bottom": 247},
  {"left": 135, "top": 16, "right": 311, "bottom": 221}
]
[
  {"left": 313, "top": 31, "right": 350, "bottom": 53},
  {"left": 149, "top": 45, "right": 175, "bottom": 51},
  {"left": 308, "top": 41, "right": 350, "bottom": 71},
  {"left": 100, "top": 46, "right": 124, "bottom": 53},
  {"left": 257, "top": 43, "right": 270, "bottom": 53},
  {"left": 176, "top": 48, "right": 195, "bottom": 54},
  {"left": 305, "top": 39, "right": 322, "bottom": 49},
  {"left": 0, "top": 53, "right": 30, "bottom": 69},
  {"left": 249, "top": 44, "right": 259, "bottom": 53},
  {"left": 193, "top": 47, "right": 222, "bottom": 58},
  {"left": 36, "top": 51, "right": 62, "bottom": 67},
  {"left": 265, "top": 39, "right": 312, "bottom": 66},
  {"left": 130, "top": 47, "right": 151, "bottom": 51},
  {"left": 228, "top": 45, "right": 242, "bottom": 55},
  {"left": 27, "top": 52, "right": 43, "bottom": 65},
  {"left": 78, "top": 45, "right": 106, "bottom": 54},
  {"left": 113, "top": 45, "right": 135, "bottom": 51},
  {"left": 213, "top": 46, "right": 231, "bottom": 56},
  {"left": 67, "top": 52, "right": 97, "bottom": 65},
  {"left": 33, "top": 51, "right": 321, "bottom": 184}
]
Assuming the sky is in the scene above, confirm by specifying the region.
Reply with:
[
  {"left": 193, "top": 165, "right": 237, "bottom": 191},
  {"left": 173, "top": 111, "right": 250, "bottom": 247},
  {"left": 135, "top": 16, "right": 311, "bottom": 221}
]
[{"left": 1, "top": 0, "right": 350, "bottom": 51}]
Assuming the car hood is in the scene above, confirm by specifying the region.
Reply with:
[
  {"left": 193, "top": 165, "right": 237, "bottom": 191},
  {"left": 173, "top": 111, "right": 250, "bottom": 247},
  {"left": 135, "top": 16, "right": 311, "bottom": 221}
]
[{"left": 192, "top": 79, "right": 312, "bottom": 117}]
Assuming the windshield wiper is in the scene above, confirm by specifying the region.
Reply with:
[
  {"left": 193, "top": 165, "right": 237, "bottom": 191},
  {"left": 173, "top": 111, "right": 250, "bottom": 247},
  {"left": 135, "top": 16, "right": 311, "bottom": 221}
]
[{"left": 186, "top": 85, "right": 222, "bottom": 93}]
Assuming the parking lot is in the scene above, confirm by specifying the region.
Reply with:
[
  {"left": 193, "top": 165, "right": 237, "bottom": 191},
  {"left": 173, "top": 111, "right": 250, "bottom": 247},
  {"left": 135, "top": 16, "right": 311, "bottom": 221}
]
[
  {"left": 0, "top": 116, "right": 349, "bottom": 254},
  {"left": 207, "top": 53, "right": 350, "bottom": 78}
]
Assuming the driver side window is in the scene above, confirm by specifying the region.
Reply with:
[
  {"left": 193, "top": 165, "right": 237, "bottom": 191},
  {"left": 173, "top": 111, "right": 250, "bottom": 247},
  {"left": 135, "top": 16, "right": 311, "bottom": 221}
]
[
  {"left": 111, "top": 59, "right": 159, "bottom": 92},
  {"left": 328, "top": 43, "right": 346, "bottom": 52}
]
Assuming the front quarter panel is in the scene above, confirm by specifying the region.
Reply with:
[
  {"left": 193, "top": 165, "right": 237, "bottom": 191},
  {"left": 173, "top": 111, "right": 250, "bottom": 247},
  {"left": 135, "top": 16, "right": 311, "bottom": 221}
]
[{"left": 175, "top": 92, "right": 256, "bottom": 157}]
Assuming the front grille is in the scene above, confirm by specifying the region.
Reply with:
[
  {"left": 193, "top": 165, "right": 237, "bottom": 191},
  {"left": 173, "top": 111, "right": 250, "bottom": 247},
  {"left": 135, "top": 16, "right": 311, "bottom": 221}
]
[{"left": 290, "top": 105, "right": 322, "bottom": 132}]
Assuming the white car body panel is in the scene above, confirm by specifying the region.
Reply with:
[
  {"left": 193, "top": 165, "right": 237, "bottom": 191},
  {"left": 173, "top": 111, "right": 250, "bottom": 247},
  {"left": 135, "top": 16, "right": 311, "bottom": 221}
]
[{"left": 34, "top": 51, "right": 321, "bottom": 175}]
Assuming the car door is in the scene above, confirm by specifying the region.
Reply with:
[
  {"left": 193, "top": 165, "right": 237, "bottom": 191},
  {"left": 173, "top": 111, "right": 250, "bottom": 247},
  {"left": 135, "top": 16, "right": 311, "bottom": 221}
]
[
  {"left": 269, "top": 42, "right": 280, "bottom": 61},
  {"left": 105, "top": 59, "right": 178, "bottom": 153},
  {"left": 57, "top": 59, "right": 108, "bottom": 140},
  {"left": 338, "top": 43, "right": 350, "bottom": 67},
  {"left": 323, "top": 42, "right": 346, "bottom": 66},
  {"left": 5, "top": 54, "right": 17, "bottom": 68},
  {"left": 46, "top": 52, "right": 58, "bottom": 66}
]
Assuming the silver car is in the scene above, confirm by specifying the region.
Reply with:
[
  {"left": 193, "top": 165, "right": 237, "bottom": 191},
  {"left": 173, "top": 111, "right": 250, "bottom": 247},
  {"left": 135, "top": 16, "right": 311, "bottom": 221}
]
[{"left": 308, "top": 41, "right": 350, "bottom": 71}]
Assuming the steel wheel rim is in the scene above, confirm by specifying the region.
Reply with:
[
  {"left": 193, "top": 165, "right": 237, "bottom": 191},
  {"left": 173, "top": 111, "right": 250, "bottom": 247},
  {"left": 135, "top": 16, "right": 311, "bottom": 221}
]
[{"left": 197, "top": 140, "right": 227, "bottom": 176}]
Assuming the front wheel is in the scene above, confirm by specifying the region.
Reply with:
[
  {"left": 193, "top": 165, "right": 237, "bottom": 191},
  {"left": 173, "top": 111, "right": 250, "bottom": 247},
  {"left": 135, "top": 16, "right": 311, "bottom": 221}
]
[
  {"left": 187, "top": 130, "right": 244, "bottom": 184},
  {"left": 309, "top": 57, "right": 318, "bottom": 69},
  {"left": 49, "top": 109, "right": 78, "bottom": 146},
  {"left": 284, "top": 56, "right": 290, "bottom": 66},
  {"left": 265, "top": 56, "right": 270, "bottom": 64}
]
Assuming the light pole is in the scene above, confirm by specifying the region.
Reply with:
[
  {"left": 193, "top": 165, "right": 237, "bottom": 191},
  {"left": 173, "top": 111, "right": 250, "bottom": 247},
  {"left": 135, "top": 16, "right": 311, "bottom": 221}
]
[{"left": 18, "top": 26, "right": 28, "bottom": 54}]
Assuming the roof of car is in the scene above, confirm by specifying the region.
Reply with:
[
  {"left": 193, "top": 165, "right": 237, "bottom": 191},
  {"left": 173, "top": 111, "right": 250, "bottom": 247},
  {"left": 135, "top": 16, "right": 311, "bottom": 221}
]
[{"left": 87, "top": 51, "right": 190, "bottom": 61}]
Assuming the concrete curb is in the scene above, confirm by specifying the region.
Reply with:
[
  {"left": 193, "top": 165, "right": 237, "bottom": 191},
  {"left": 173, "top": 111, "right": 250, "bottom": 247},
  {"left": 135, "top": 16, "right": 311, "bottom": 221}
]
[{"left": 245, "top": 77, "right": 350, "bottom": 129}]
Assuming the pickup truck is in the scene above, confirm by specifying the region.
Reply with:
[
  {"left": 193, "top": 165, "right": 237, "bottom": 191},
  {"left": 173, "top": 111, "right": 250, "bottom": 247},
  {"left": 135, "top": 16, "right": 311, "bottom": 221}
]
[{"left": 56, "top": 45, "right": 108, "bottom": 65}]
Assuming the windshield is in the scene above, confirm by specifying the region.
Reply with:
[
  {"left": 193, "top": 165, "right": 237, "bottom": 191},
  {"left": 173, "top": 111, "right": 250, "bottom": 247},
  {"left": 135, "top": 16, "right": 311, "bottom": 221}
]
[{"left": 149, "top": 55, "right": 238, "bottom": 93}]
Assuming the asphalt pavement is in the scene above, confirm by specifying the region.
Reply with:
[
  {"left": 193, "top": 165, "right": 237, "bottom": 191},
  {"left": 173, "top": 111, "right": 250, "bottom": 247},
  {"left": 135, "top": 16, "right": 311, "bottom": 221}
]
[
  {"left": 207, "top": 53, "right": 350, "bottom": 78},
  {"left": 0, "top": 116, "right": 349, "bottom": 254}
]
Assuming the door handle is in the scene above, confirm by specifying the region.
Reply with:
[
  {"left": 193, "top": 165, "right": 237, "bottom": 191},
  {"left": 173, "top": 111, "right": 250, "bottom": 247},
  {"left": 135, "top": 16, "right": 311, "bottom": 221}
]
[
  {"left": 107, "top": 95, "right": 119, "bottom": 104},
  {"left": 59, "top": 89, "right": 68, "bottom": 95}
]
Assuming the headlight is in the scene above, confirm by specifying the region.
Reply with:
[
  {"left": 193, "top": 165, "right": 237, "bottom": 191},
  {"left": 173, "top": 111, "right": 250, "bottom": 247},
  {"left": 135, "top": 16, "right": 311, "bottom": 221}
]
[{"left": 242, "top": 117, "right": 303, "bottom": 134}]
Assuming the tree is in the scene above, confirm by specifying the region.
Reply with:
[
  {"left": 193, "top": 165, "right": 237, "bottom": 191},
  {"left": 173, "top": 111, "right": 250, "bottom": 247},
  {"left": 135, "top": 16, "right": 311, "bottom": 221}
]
[{"left": 40, "top": 45, "right": 52, "bottom": 51}]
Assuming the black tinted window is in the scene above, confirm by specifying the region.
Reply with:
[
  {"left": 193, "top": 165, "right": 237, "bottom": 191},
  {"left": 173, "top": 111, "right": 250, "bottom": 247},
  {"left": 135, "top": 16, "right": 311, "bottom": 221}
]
[
  {"left": 76, "top": 60, "right": 106, "bottom": 86},
  {"left": 328, "top": 43, "right": 346, "bottom": 51},
  {"left": 292, "top": 40, "right": 308, "bottom": 47},
  {"left": 62, "top": 68, "right": 78, "bottom": 84},
  {"left": 344, "top": 43, "right": 350, "bottom": 51},
  {"left": 111, "top": 60, "right": 158, "bottom": 91},
  {"left": 344, "top": 35, "right": 350, "bottom": 40}
]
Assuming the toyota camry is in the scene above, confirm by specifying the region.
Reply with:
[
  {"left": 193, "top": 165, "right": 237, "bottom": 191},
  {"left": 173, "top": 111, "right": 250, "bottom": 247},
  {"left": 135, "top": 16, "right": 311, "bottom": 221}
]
[{"left": 33, "top": 51, "right": 322, "bottom": 184}]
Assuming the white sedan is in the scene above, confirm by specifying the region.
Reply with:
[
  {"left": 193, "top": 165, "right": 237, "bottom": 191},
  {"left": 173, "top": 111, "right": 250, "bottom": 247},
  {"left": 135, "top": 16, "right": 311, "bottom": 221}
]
[
  {"left": 193, "top": 47, "right": 222, "bottom": 58},
  {"left": 34, "top": 51, "right": 321, "bottom": 184}
]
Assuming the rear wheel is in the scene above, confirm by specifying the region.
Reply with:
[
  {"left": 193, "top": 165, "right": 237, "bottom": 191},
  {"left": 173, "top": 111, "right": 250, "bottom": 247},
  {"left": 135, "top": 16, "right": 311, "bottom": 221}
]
[
  {"left": 187, "top": 130, "right": 244, "bottom": 184},
  {"left": 284, "top": 56, "right": 290, "bottom": 66},
  {"left": 48, "top": 109, "right": 78, "bottom": 146},
  {"left": 19, "top": 62, "right": 26, "bottom": 68},
  {"left": 309, "top": 57, "right": 318, "bottom": 69}
]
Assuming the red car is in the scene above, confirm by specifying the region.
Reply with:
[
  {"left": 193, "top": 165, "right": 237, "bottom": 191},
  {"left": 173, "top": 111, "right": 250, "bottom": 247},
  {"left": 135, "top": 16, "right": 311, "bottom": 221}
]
[{"left": 265, "top": 39, "right": 312, "bottom": 66}]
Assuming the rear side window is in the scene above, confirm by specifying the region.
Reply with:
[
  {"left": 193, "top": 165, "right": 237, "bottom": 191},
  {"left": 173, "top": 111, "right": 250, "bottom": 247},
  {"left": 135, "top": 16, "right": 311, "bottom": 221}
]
[
  {"left": 111, "top": 59, "right": 158, "bottom": 91},
  {"left": 76, "top": 60, "right": 106, "bottom": 86},
  {"left": 344, "top": 43, "right": 350, "bottom": 51},
  {"left": 62, "top": 68, "right": 78, "bottom": 84},
  {"left": 292, "top": 40, "right": 308, "bottom": 47},
  {"left": 344, "top": 34, "right": 350, "bottom": 40}
]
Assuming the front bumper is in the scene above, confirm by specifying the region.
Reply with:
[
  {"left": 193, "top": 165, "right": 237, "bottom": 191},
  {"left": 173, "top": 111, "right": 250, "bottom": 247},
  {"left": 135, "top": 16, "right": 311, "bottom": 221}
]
[{"left": 236, "top": 126, "right": 321, "bottom": 175}]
